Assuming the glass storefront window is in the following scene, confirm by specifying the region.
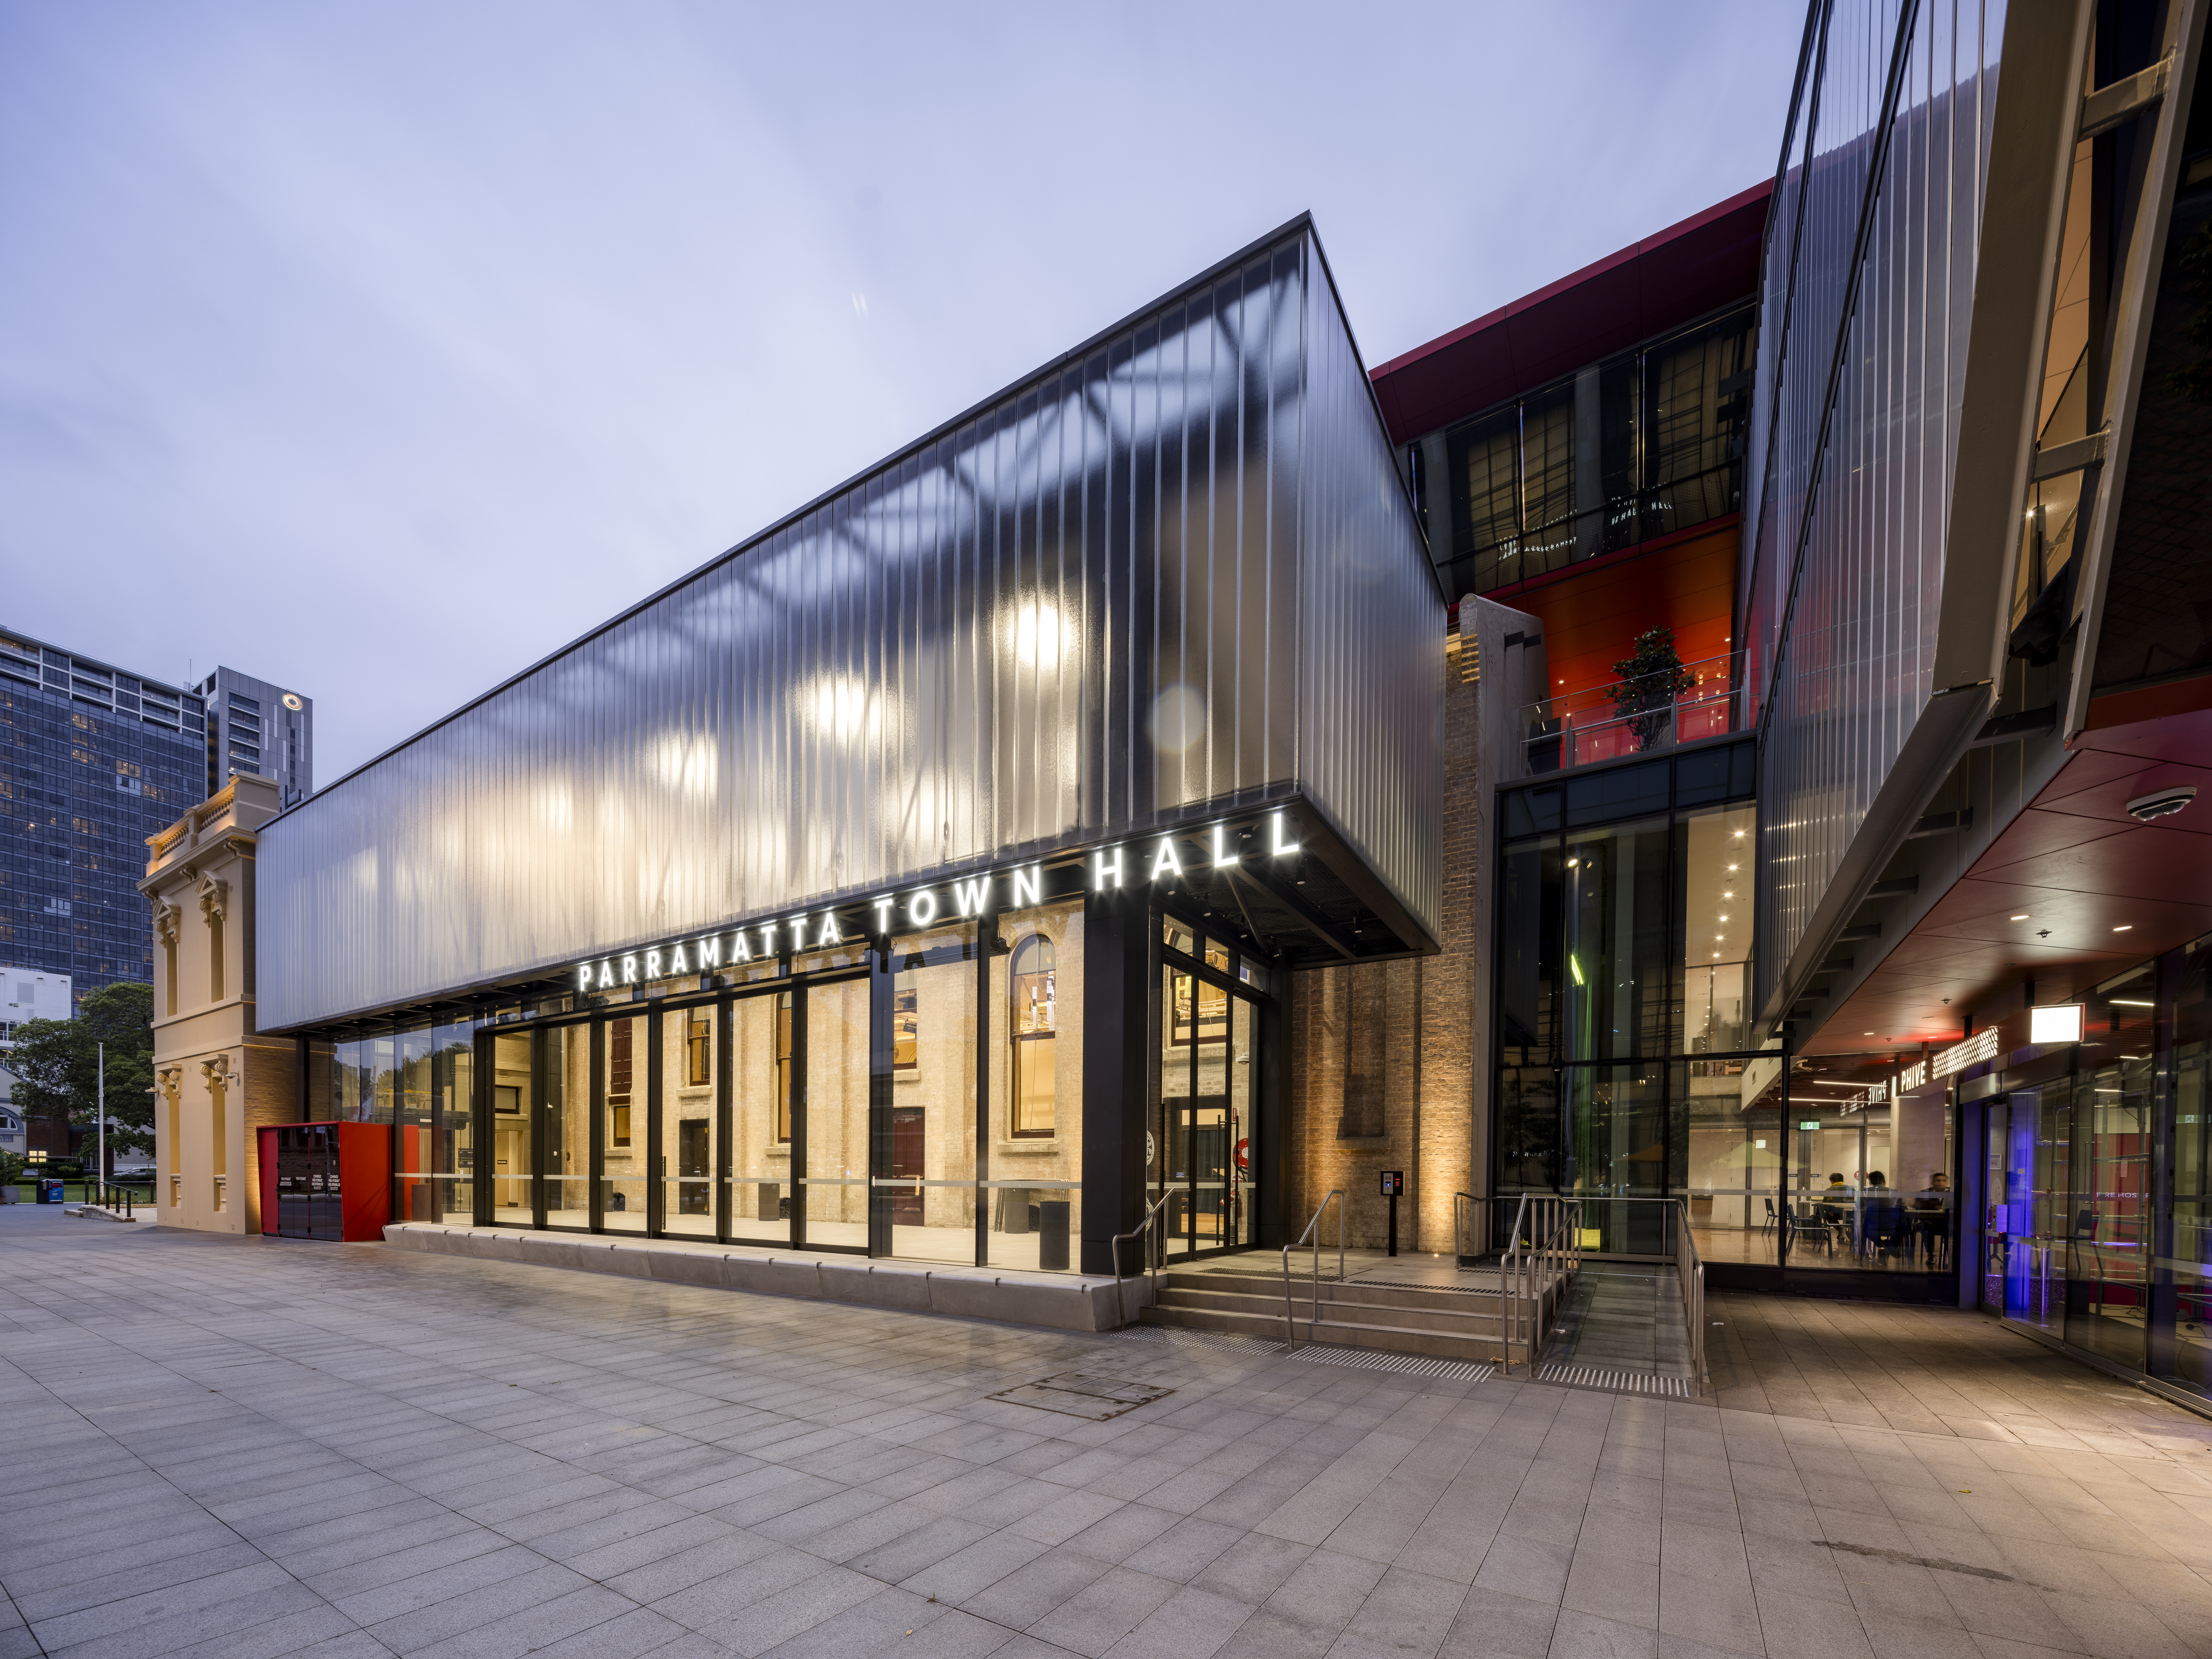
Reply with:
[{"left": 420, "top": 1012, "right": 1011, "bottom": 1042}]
[
  {"left": 600, "top": 1013, "right": 647, "bottom": 1231},
  {"left": 732, "top": 990, "right": 789, "bottom": 1244},
  {"left": 883, "top": 926, "right": 973, "bottom": 1264},
  {"left": 802, "top": 976, "right": 871, "bottom": 1251},
  {"left": 544, "top": 1024, "right": 588, "bottom": 1228},
  {"left": 432, "top": 1018, "right": 473, "bottom": 1222},
  {"left": 343, "top": 891, "right": 1231, "bottom": 1275},
  {"left": 659, "top": 1005, "right": 714, "bottom": 1237},
  {"left": 2070, "top": 967, "right": 2156, "bottom": 1365},
  {"left": 489, "top": 1031, "right": 531, "bottom": 1225},
  {"left": 1775, "top": 1050, "right": 1952, "bottom": 1275},
  {"left": 988, "top": 898, "right": 1083, "bottom": 1270},
  {"left": 1675, "top": 1056, "right": 1779, "bottom": 1266},
  {"left": 2161, "top": 939, "right": 2212, "bottom": 1397}
]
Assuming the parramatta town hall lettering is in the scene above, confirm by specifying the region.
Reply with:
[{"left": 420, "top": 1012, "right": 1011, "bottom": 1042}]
[{"left": 573, "top": 811, "right": 1303, "bottom": 993}]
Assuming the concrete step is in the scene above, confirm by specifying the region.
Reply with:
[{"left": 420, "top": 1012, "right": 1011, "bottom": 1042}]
[
  {"left": 1158, "top": 1283, "right": 1509, "bottom": 1338},
  {"left": 1138, "top": 1301, "right": 1513, "bottom": 1362},
  {"left": 1169, "top": 1269, "right": 1508, "bottom": 1316}
]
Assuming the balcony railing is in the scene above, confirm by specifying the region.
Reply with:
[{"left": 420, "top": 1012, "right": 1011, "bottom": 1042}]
[{"left": 1518, "top": 653, "right": 1738, "bottom": 774}]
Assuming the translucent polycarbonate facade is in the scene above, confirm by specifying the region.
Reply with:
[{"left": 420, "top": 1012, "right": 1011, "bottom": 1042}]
[
  {"left": 258, "top": 227, "right": 1440, "bottom": 1031},
  {"left": 1741, "top": 0, "right": 2005, "bottom": 1020}
]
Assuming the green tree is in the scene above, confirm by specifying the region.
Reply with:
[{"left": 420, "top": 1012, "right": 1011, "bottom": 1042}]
[
  {"left": 1605, "top": 627, "right": 1696, "bottom": 751},
  {"left": 7, "top": 982, "right": 156, "bottom": 1168}
]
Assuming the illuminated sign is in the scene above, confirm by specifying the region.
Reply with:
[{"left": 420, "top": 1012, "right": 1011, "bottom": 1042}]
[
  {"left": 1932, "top": 1027, "right": 2001, "bottom": 1079},
  {"left": 569, "top": 811, "right": 1302, "bottom": 994},
  {"left": 2029, "top": 1003, "right": 2084, "bottom": 1045}
]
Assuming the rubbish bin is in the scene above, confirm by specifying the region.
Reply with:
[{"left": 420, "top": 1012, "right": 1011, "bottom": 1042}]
[{"left": 1037, "top": 1200, "right": 1070, "bottom": 1271}]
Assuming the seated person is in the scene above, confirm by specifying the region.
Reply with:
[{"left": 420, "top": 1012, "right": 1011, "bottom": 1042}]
[
  {"left": 1911, "top": 1172, "right": 1951, "bottom": 1212},
  {"left": 1910, "top": 1172, "right": 1951, "bottom": 1264},
  {"left": 1860, "top": 1172, "right": 1904, "bottom": 1256}
]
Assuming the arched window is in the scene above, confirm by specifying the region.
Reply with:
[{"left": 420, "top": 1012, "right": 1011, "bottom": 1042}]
[{"left": 1009, "top": 934, "right": 1056, "bottom": 1138}]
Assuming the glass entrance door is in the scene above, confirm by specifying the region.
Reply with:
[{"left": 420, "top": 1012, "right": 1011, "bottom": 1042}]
[
  {"left": 1156, "top": 952, "right": 1260, "bottom": 1259},
  {"left": 1989, "top": 1090, "right": 2065, "bottom": 1332}
]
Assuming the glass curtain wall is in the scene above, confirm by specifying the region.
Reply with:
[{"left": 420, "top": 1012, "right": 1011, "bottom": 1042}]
[
  {"left": 1498, "top": 746, "right": 1793, "bottom": 1262},
  {"left": 1446, "top": 305, "right": 1754, "bottom": 596}
]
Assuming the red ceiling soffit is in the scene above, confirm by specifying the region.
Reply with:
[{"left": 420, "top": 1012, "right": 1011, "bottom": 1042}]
[{"left": 1369, "top": 181, "right": 1774, "bottom": 446}]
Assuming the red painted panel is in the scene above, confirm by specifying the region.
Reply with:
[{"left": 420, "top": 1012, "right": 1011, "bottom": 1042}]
[
  {"left": 1965, "top": 809, "right": 2135, "bottom": 879},
  {"left": 336, "top": 1122, "right": 393, "bottom": 1243},
  {"left": 1502, "top": 519, "right": 1740, "bottom": 698},
  {"left": 258, "top": 1127, "right": 280, "bottom": 1236}
]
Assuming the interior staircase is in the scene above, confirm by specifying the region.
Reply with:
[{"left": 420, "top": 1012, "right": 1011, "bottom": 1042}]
[{"left": 1138, "top": 1265, "right": 1539, "bottom": 1364}]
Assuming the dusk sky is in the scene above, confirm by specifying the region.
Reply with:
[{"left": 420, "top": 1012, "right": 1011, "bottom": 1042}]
[{"left": 2, "top": 2, "right": 1803, "bottom": 785}]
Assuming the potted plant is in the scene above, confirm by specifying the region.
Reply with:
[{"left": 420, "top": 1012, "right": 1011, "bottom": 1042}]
[
  {"left": 1605, "top": 627, "right": 1696, "bottom": 751},
  {"left": 0, "top": 1150, "right": 24, "bottom": 1205}
]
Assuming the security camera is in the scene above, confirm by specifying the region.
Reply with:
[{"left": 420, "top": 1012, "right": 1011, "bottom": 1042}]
[{"left": 2126, "top": 784, "right": 2196, "bottom": 823}]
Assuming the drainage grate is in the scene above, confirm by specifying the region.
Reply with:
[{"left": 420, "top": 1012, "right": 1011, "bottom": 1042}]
[
  {"left": 1335, "top": 1278, "right": 1498, "bottom": 1296},
  {"left": 1534, "top": 1364, "right": 1693, "bottom": 1398},
  {"left": 1108, "top": 1327, "right": 1287, "bottom": 1357},
  {"left": 989, "top": 1373, "right": 1176, "bottom": 1421},
  {"left": 1292, "top": 1348, "right": 1492, "bottom": 1381}
]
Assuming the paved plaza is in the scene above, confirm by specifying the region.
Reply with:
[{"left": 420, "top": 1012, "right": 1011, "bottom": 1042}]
[{"left": 3, "top": 1211, "right": 2211, "bottom": 1659}]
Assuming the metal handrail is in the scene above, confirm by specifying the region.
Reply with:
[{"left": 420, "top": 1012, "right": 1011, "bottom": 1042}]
[
  {"left": 1499, "top": 1192, "right": 1531, "bottom": 1278},
  {"left": 1111, "top": 1190, "right": 1183, "bottom": 1326},
  {"left": 1281, "top": 1189, "right": 1344, "bottom": 1348},
  {"left": 1676, "top": 1197, "right": 1708, "bottom": 1388},
  {"left": 1502, "top": 1195, "right": 1579, "bottom": 1374}
]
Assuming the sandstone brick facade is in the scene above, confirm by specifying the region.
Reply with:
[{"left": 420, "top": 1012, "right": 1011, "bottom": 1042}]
[
  {"left": 1280, "top": 595, "right": 1544, "bottom": 1252},
  {"left": 144, "top": 774, "right": 299, "bottom": 1233}
]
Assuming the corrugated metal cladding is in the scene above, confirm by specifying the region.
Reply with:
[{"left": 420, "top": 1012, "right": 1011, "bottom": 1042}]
[
  {"left": 1741, "top": 0, "right": 2004, "bottom": 1021},
  {"left": 258, "top": 225, "right": 1441, "bottom": 1031}
]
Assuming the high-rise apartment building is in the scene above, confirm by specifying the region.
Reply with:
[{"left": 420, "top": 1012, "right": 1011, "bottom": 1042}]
[
  {"left": 1, "top": 967, "right": 75, "bottom": 1161},
  {"left": 195, "top": 666, "right": 313, "bottom": 807},
  {"left": 0, "top": 629, "right": 209, "bottom": 1002}
]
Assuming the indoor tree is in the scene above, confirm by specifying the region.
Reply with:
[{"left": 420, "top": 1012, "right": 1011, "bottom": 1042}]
[{"left": 1605, "top": 627, "right": 1696, "bottom": 751}]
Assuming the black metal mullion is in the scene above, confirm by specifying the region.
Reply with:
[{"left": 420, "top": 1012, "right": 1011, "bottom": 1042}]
[
  {"left": 471, "top": 1027, "right": 493, "bottom": 1226},
  {"left": 530, "top": 1025, "right": 548, "bottom": 1230},
  {"left": 716, "top": 996, "right": 734, "bottom": 1244},
  {"left": 869, "top": 950, "right": 893, "bottom": 1256},
  {"left": 790, "top": 978, "right": 810, "bottom": 1249},
  {"left": 589, "top": 1018, "right": 606, "bottom": 1232},
  {"left": 646, "top": 1004, "right": 664, "bottom": 1236},
  {"left": 976, "top": 910, "right": 995, "bottom": 1268}
]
